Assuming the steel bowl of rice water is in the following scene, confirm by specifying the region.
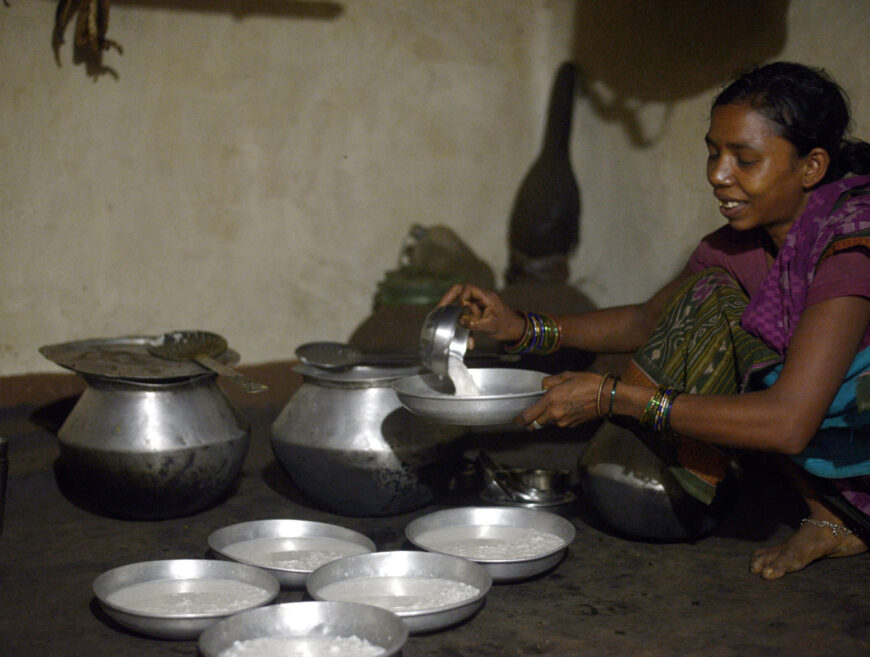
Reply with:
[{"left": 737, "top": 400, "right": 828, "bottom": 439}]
[
  {"left": 207, "top": 519, "right": 376, "bottom": 589},
  {"left": 306, "top": 550, "right": 492, "bottom": 634},
  {"left": 92, "top": 559, "right": 280, "bottom": 640},
  {"left": 198, "top": 601, "right": 408, "bottom": 657},
  {"left": 392, "top": 368, "right": 547, "bottom": 426},
  {"left": 405, "top": 506, "right": 576, "bottom": 582}
]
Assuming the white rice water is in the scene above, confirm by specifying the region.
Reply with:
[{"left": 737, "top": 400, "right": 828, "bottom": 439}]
[
  {"left": 415, "top": 525, "right": 565, "bottom": 561},
  {"left": 316, "top": 576, "right": 480, "bottom": 613},
  {"left": 217, "top": 635, "right": 386, "bottom": 657},
  {"left": 222, "top": 536, "right": 370, "bottom": 571},
  {"left": 106, "top": 578, "right": 272, "bottom": 615},
  {"left": 447, "top": 354, "right": 481, "bottom": 396}
]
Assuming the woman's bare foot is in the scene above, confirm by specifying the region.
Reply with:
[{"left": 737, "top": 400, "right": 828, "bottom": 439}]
[{"left": 750, "top": 515, "right": 867, "bottom": 580}]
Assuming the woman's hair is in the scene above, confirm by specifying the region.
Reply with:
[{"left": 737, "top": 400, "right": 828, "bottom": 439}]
[{"left": 712, "top": 61, "right": 870, "bottom": 183}]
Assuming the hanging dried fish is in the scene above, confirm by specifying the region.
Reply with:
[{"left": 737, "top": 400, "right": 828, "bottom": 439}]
[
  {"left": 52, "top": 0, "right": 79, "bottom": 62},
  {"left": 52, "top": 0, "right": 122, "bottom": 77}
]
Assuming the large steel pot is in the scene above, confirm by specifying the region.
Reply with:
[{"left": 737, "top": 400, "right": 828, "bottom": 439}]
[
  {"left": 57, "top": 373, "right": 250, "bottom": 520},
  {"left": 576, "top": 420, "right": 740, "bottom": 541},
  {"left": 271, "top": 364, "right": 466, "bottom": 516}
]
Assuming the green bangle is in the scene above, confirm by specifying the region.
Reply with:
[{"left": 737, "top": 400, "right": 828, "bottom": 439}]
[{"left": 607, "top": 377, "right": 619, "bottom": 418}]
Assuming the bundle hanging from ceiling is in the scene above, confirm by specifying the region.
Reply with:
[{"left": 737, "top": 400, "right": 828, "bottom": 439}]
[{"left": 52, "top": 0, "right": 122, "bottom": 77}]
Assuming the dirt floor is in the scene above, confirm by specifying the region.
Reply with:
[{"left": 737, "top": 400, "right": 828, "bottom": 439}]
[{"left": 1, "top": 362, "right": 868, "bottom": 657}]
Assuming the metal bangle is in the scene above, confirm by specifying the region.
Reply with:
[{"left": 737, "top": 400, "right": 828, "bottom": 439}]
[
  {"left": 662, "top": 390, "right": 681, "bottom": 433},
  {"left": 503, "top": 312, "right": 532, "bottom": 354},
  {"left": 595, "top": 372, "right": 612, "bottom": 418},
  {"left": 607, "top": 376, "right": 619, "bottom": 418}
]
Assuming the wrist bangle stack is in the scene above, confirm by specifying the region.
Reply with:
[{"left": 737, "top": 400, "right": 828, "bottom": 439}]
[
  {"left": 640, "top": 385, "right": 682, "bottom": 433},
  {"left": 503, "top": 311, "right": 562, "bottom": 356}
]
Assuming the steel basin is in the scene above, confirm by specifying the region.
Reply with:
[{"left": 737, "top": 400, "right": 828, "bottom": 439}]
[
  {"left": 207, "top": 519, "right": 376, "bottom": 588},
  {"left": 307, "top": 550, "right": 491, "bottom": 634},
  {"left": 392, "top": 368, "right": 546, "bottom": 426},
  {"left": 199, "top": 601, "right": 408, "bottom": 657},
  {"left": 405, "top": 506, "right": 575, "bottom": 582},
  {"left": 93, "top": 559, "right": 279, "bottom": 640}
]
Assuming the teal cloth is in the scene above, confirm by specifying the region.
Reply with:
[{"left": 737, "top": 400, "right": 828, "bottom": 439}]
[{"left": 762, "top": 345, "right": 870, "bottom": 478}]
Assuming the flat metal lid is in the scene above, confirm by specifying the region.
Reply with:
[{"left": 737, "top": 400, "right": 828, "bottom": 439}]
[
  {"left": 39, "top": 335, "right": 240, "bottom": 380},
  {"left": 292, "top": 362, "right": 421, "bottom": 386}
]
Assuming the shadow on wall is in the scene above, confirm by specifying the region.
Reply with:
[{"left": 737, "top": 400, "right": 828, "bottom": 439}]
[{"left": 572, "top": 0, "right": 789, "bottom": 147}]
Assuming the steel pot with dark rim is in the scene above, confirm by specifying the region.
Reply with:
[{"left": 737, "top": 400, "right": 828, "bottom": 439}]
[
  {"left": 271, "top": 363, "right": 467, "bottom": 517},
  {"left": 41, "top": 335, "right": 251, "bottom": 520}
]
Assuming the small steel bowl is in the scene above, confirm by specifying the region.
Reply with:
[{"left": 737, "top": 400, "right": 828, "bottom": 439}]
[
  {"left": 480, "top": 486, "right": 578, "bottom": 518},
  {"left": 93, "top": 559, "right": 280, "bottom": 640},
  {"left": 508, "top": 468, "right": 571, "bottom": 492},
  {"left": 307, "top": 550, "right": 491, "bottom": 634},
  {"left": 405, "top": 506, "right": 575, "bottom": 583},
  {"left": 207, "top": 519, "right": 376, "bottom": 588},
  {"left": 198, "top": 601, "right": 408, "bottom": 657},
  {"left": 392, "top": 368, "right": 546, "bottom": 426},
  {"left": 419, "top": 305, "right": 469, "bottom": 376}
]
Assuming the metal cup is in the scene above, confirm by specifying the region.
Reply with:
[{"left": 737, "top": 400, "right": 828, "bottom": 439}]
[
  {"left": 0, "top": 437, "right": 8, "bottom": 537},
  {"left": 418, "top": 305, "right": 469, "bottom": 377}
]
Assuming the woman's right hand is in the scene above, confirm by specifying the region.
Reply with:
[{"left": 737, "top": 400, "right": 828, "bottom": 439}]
[{"left": 437, "top": 283, "right": 526, "bottom": 343}]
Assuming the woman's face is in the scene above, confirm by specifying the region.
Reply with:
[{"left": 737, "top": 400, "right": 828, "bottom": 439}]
[{"left": 705, "top": 103, "right": 811, "bottom": 248}]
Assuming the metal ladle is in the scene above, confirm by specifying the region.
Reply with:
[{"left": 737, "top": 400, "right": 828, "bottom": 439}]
[
  {"left": 477, "top": 451, "right": 558, "bottom": 504},
  {"left": 295, "top": 342, "right": 419, "bottom": 370},
  {"left": 296, "top": 340, "right": 519, "bottom": 371},
  {"left": 148, "top": 330, "right": 268, "bottom": 394}
]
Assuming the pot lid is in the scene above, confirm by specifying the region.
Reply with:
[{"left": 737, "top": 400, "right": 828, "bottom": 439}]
[
  {"left": 39, "top": 335, "right": 240, "bottom": 381},
  {"left": 292, "top": 362, "right": 422, "bottom": 386}
]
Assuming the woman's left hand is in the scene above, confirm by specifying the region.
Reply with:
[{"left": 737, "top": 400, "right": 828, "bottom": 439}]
[{"left": 517, "top": 371, "right": 604, "bottom": 430}]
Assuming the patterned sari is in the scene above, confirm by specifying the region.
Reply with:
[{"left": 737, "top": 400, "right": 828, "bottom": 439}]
[
  {"left": 625, "top": 176, "right": 870, "bottom": 527},
  {"left": 627, "top": 268, "right": 780, "bottom": 505}
]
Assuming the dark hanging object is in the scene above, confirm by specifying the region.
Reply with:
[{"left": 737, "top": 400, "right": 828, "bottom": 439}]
[
  {"left": 507, "top": 61, "right": 580, "bottom": 276},
  {"left": 52, "top": 0, "right": 123, "bottom": 78}
]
